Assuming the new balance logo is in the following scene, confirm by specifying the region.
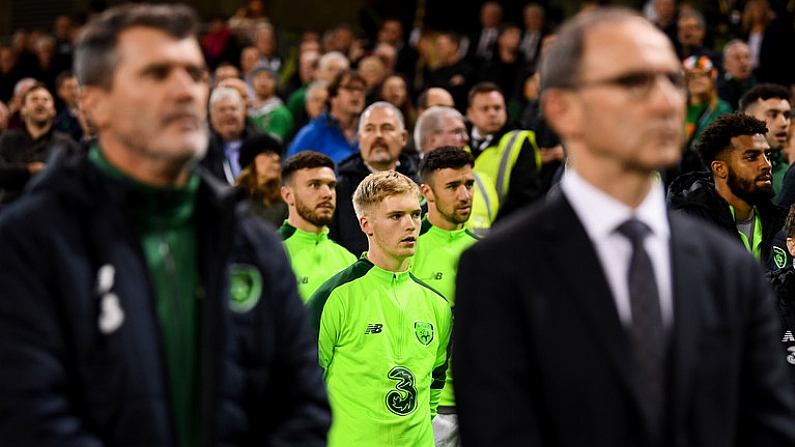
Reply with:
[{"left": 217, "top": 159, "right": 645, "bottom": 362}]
[
  {"left": 364, "top": 323, "right": 383, "bottom": 334},
  {"left": 300, "top": 276, "right": 309, "bottom": 284},
  {"left": 784, "top": 331, "right": 795, "bottom": 343},
  {"left": 433, "top": 272, "right": 443, "bottom": 280}
]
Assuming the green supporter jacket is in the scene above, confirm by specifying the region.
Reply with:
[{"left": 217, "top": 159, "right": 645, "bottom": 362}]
[
  {"left": 249, "top": 99, "right": 294, "bottom": 142},
  {"left": 278, "top": 222, "right": 357, "bottom": 303},
  {"left": 410, "top": 217, "right": 479, "bottom": 408},
  {"left": 308, "top": 255, "right": 452, "bottom": 447}
]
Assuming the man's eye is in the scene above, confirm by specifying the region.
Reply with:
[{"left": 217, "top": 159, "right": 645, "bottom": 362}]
[{"left": 616, "top": 73, "right": 653, "bottom": 89}]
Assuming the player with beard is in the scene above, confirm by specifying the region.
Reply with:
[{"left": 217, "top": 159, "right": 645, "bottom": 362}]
[
  {"left": 668, "top": 112, "right": 787, "bottom": 270},
  {"left": 279, "top": 150, "right": 356, "bottom": 302},
  {"left": 410, "top": 146, "right": 480, "bottom": 447}
]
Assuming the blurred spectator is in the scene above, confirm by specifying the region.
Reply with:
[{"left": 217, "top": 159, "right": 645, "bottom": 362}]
[
  {"left": 325, "top": 23, "right": 363, "bottom": 64},
  {"left": 228, "top": 0, "right": 269, "bottom": 46},
  {"left": 516, "top": 70, "right": 541, "bottom": 126},
  {"left": 240, "top": 45, "right": 261, "bottom": 87},
  {"left": 372, "top": 42, "right": 397, "bottom": 78},
  {"left": 217, "top": 77, "right": 254, "bottom": 111},
  {"left": 478, "top": 23, "right": 527, "bottom": 108},
  {"left": 32, "top": 35, "right": 59, "bottom": 94},
  {"left": 287, "top": 51, "right": 349, "bottom": 121},
  {"left": 249, "top": 65, "right": 293, "bottom": 142},
  {"left": 358, "top": 55, "right": 386, "bottom": 104},
  {"left": 755, "top": 3, "right": 795, "bottom": 89},
  {"left": 6, "top": 77, "right": 37, "bottom": 131},
  {"left": 684, "top": 55, "right": 733, "bottom": 150},
  {"left": 201, "top": 15, "right": 234, "bottom": 69},
  {"left": 52, "top": 15, "right": 74, "bottom": 76},
  {"left": 253, "top": 23, "right": 283, "bottom": 81},
  {"left": 234, "top": 133, "right": 288, "bottom": 227},
  {"left": 378, "top": 74, "right": 416, "bottom": 132},
  {"left": 305, "top": 81, "right": 329, "bottom": 119},
  {"left": 651, "top": 0, "right": 679, "bottom": 45},
  {"left": 412, "top": 31, "right": 438, "bottom": 97},
  {"left": 464, "top": 2, "right": 503, "bottom": 70},
  {"left": 676, "top": 10, "right": 721, "bottom": 66},
  {"left": 0, "top": 45, "right": 21, "bottom": 103},
  {"left": 718, "top": 39, "right": 758, "bottom": 110},
  {"left": 287, "top": 80, "right": 328, "bottom": 146},
  {"left": 416, "top": 86, "right": 455, "bottom": 116},
  {"left": 741, "top": 0, "right": 772, "bottom": 70},
  {"left": 201, "top": 86, "right": 261, "bottom": 184},
  {"left": 375, "top": 17, "right": 418, "bottom": 94},
  {"left": 287, "top": 69, "right": 365, "bottom": 164},
  {"left": 11, "top": 30, "right": 39, "bottom": 77},
  {"left": 519, "top": 3, "right": 550, "bottom": 70},
  {"left": 53, "top": 70, "right": 82, "bottom": 142},
  {"left": 0, "top": 82, "right": 76, "bottom": 204},
  {"left": 427, "top": 31, "right": 475, "bottom": 114},
  {"left": 211, "top": 62, "right": 240, "bottom": 88},
  {"left": 280, "top": 39, "right": 320, "bottom": 100}
]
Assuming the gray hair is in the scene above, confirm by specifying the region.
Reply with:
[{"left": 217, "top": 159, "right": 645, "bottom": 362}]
[
  {"left": 414, "top": 106, "right": 464, "bottom": 153},
  {"left": 318, "top": 51, "right": 350, "bottom": 71},
  {"left": 306, "top": 80, "right": 329, "bottom": 96},
  {"left": 723, "top": 38, "right": 750, "bottom": 60},
  {"left": 358, "top": 101, "right": 405, "bottom": 134},
  {"left": 208, "top": 87, "right": 244, "bottom": 115},
  {"left": 74, "top": 3, "right": 199, "bottom": 89}
]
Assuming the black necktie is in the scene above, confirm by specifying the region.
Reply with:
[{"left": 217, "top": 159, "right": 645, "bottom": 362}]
[{"left": 616, "top": 219, "right": 666, "bottom": 437}]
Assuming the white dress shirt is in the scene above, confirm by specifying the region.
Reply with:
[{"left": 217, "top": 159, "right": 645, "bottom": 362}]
[{"left": 561, "top": 169, "right": 673, "bottom": 327}]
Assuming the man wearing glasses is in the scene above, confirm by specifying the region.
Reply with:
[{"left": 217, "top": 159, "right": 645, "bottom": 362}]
[
  {"left": 287, "top": 69, "right": 366, "bottom": 164},
  {"left": 454, "top": 7, "right": 795, "bottom": 447}
]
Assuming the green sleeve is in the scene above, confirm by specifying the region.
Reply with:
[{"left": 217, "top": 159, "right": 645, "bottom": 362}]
[
  {"left": 267, "top": 107, "right": 294, "bottom": 141},
  {"left": 428, "top": 298, "right": 452, "bottom": 418}
]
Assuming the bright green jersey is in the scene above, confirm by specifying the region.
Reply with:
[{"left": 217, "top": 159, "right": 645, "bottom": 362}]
[
  {"left": 278, "top": 222, "right": 356, "bottom": 303},
  {"left": 410, "top": 217, "right": 478, "bottom": 407},
  {"left": 411, "top": 217, "right": 479, "bottom": 303},
  {"left": 308, "top": 255, "right": 452, "bottom": 447}
]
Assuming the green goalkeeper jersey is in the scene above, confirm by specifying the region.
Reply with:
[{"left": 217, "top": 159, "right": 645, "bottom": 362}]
[
  {"left": 308, "top": 255, "right": 452, "bottom": 447},
  {"left": 411, "top": 217, "right": 479, "bottom": 407},
  {"left": 278, "top": 222, "right": 356, "bottom": 303}
]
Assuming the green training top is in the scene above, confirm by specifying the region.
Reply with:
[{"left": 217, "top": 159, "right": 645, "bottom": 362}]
[
  {"left": 307, "top": 255, "right": 452, "bottom": 447},
  {"left": 410, "top": 217, "right": 479, "bottom": 407},
  {"left": 278, "top": 222, "right": 357, "bottom": 303}
]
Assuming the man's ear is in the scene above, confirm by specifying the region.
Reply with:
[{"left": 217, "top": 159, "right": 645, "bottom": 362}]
[
  {"left": 80, "top": 86, "right": 111, "bottom": 130},
  {"left": 420, "top": 183, "right": 434, "bottom": 202},
  {"left": 281, "top": 185, "right": 293, "bottom": 205},
  {"left": 541, "top": 89, "right": 581, "bottom": 139},
  {"left": 711, "top": 159, "right": 728, "bottom": 180},
  {"left": 359, "top": 215, "right": 373, "bottom": 237}
]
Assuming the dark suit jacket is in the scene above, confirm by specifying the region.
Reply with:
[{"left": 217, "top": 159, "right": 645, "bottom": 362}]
[{"left": 454, "top": 189, "right": 795, "bottom": 447}]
